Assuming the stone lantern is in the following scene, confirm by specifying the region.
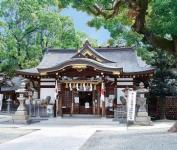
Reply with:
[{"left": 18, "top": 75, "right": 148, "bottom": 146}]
[
  {"left": 135, "top": 82, "right": 152, "bottom": 125},
  {"left": 7, "top": 97, "right": 12, "bottom": 113},
  {"left": 13, "top": 81, "right": 30, "bottom": 124}
]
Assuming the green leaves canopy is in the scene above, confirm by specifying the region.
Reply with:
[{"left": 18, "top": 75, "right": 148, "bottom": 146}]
[
  {"left": 148, "top": 0, "right": 177, "bottom": 39},
  {"left": 149, "top": 50, "right": 177, "bottom": 97},
  {"left": 0, "top": 0, "right": 91, "bottom": 76}
]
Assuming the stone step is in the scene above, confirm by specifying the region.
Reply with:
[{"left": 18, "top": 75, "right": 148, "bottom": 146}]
[{"left": 40, "top": 116, "right": 121, "bottom": 126}]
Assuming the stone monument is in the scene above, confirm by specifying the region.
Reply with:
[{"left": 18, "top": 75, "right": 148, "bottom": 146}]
[
  {"left": 135, "top": 82, "right": 152, "bottom": 125},
  {"left": 13, "top": 81, "right": 30, "bottom": 124},
  {"left": 113, "top": 87, "right": 129, "bottom": 122}
]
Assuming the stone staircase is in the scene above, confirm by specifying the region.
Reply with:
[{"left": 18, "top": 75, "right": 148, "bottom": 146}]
[{"left": 39, "top": 115, "right": 120, "bottom": 126}]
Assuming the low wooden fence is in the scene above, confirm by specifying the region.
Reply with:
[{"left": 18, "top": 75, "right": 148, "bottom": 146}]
[{"left": 149, "top": 96, "right": 177, "bottom": 119}]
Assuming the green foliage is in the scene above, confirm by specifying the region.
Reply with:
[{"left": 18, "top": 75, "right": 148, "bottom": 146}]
[
  {"left": 149, "top": 50, "right": 177, "bottom": 97},
  {"left": 148, "top": 49, "right": 177, "bottom": 119},
  {"left": 0, "top": 0, "right": 93, "bottom": 76},
  {"left": 88, "top": 15, "right": 153, "bottom": 62},
  {"left": 148, "top": 0, "right": 177, "bottom": 39}
]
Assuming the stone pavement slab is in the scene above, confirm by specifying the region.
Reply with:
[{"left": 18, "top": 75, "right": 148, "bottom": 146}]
[
  {"left": 0, "top": 118, "right": 175, "bottom": 150},
  {"left": 0, "top": 127, "right": 36, "bottom": 144},
  {"left": 80, "top": 130, "right": 177, "bottom": 150},
  {"left": 0, "top": 126, "right": 95, "bottom": 150}
]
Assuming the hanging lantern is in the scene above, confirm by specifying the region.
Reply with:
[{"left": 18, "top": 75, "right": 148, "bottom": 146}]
[
  {"left": 94, "top": 84, "right": 97, "bottom": 90},
  {"left": 76, "top": 83, "right": 79, "bottom": 91},
  {"left": 65, "top": 83, "right": 68, "bottom": 88},
  {"left": 90, "top": 83, "right": 93, "bottom": 91},
  {"left": 80, "top": 83, "right": 83, "bottom": 90},
  {"left": 69, "top": 83, "right": 72, "bottom": 91},
  {"left": 83, "top": 82, "right": 86, "bottom": 91}
]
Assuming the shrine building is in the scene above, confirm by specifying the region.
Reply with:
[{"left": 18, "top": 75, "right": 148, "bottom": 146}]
[{"left": 16, "top": 41, "right": 154, "bottom": 117}]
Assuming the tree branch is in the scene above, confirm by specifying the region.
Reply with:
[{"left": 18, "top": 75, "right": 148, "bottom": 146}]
[
  {"left": 129, "top": 0, "right": 148, "bottom": 33},
  {"left": 144, "top": 32, "right": 174, "bottom": 53},
  {"left": 106, "top": 0, "right": 122, "bottom": 19},
  {"left": 87, "top": 0, "right": 122, "bottom": 19},
  {"left": 85, "top": 0, "right": 176, "bottom": 56},
  {"left": 20, "top": 26, "right": 39, "bottom": 41}
]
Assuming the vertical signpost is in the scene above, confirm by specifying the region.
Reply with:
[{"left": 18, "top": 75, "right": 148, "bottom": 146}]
[{"left": 127, "top": 90, "right": 137, "bottom": 126}]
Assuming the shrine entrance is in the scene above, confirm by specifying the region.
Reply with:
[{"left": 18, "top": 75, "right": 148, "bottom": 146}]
[{"left": 79, "top": 91, "right": 93, "bottom": 114}]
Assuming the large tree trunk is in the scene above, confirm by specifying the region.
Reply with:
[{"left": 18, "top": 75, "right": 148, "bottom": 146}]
[
  {"left": 132, "top": 0, "right": 148, "bottom": 33},
  {"left": 130, "top": 0, "right": 176, "bottom": 56}
]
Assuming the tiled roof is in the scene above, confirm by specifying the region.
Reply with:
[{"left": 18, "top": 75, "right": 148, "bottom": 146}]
[
  {"left": 1, "top": 77, "right": 23, "bottom": 92},
  {"left": 17, "top": 41, "right": 154, "bottom": 75}
]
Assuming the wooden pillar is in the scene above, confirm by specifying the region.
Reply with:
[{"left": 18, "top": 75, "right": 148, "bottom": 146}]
[
  {"left": 92, "top": 90, "right": 96, "bottom": 115},
  {"left": 97, "top": 85, "right": 101, "bottom": 116},
  {"left": 38, "top": 79, "right": 40, "bottom": 99},
  {"left": 102, "top": 101, "right": 106, "bottom": 117},
  {"left": 58, "top": 91, "right": 63, "bottom": 117},
  {"left": 58, "top": 83, "right": 63, "bottom": 117},
  {"left": 98, "top": 99, "right": 100, "bottom": 116},
  {"left": 70, "top": 90, "right": 74, "bottom": 116}
]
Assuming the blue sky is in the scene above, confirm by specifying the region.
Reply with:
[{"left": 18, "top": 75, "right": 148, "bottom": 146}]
[{"left": 61, "top": 8, "right": 110, "bottom": 45}]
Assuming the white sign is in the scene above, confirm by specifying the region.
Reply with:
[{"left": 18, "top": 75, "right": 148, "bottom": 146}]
[
  {"left": 74, "top": 97, "right": 79, "bottom": 103},
  {"left": 127, "top": 91, "right": 137, "bottom": 121},
  {"left": 85, "top": 102, "right": 90, "bottom": 108}
]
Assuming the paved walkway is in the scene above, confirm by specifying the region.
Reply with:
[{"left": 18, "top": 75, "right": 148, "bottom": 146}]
[
  {"left": 0, "top": 117, "right": 175, "bottom": 150},
  {"left": 0, "top": 127, "right": 35, "bottom": 144},
  {"left": 80, "top": 130, "right": 177, "bottom": 150}
]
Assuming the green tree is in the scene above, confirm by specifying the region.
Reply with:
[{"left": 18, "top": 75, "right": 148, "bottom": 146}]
[
  {"left": 149, "top": 50, "right": 177, "bottom": 119},
  {"left": 0, "top": 0, "right": 93, "bottom": 76},
  {"left": 88, "top": 16, "right": 153, "bottom": 62},
  {"left": 148, "top": 0, "right": 177, "bottom": 59},
  {"left": 57, "top": 0, "right": 177, "bottom": 59}
]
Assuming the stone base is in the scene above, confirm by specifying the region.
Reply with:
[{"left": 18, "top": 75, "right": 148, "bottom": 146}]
[
  {"left": 12, "top": 119, "right": 32, "bottom": 124},
  {"left": 12, "top": 110, "right": 31, "bottom": 124},
  {"left": 135, "top": 112, "right": 153, "bottom": 126},
  {"left": 168, "top": 122, "right": 177, "bottom": 132},
  {"left": 113, "top": 118, "right": 127, "bottom": 123}
]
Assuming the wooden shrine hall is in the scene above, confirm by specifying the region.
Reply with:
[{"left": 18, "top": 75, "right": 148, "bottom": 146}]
[{"left": 16, "top": 41, "right": 154, "bottom": 117}]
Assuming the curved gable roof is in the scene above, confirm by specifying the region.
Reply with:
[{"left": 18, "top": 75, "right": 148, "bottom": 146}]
[
  {"left": 72, "top": 41, "right": 115, "bottom": 63},
  {"left": 16, "top": 41, "right": 154, "bottom": 75},
  {"left": 38, "top": 58, "right": 122, "bottom": 73}
]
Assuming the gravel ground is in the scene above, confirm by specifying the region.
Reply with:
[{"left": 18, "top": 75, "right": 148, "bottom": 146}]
[{"left": 80, "top": 130, "right": 177, "bottom": 150}]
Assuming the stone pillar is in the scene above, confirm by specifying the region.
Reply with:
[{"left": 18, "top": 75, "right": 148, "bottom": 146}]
[
  {"left": 135, "top": 82, "right": 152, "bottom": 126},
  {"left": 13, "top": 81, "right": 30, "bottom": 124}
]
